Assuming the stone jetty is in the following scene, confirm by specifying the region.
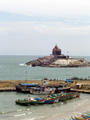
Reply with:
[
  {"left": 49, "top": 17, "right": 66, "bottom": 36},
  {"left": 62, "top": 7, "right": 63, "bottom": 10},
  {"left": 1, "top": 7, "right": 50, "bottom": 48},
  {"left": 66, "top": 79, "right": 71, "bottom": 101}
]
[{"left": 1, "top": 79, "right": 90, "bottom": 94}]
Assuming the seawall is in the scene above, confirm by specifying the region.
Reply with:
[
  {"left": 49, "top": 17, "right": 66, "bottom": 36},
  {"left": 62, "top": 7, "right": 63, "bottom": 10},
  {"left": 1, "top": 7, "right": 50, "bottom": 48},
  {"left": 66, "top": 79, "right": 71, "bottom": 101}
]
[{"left": 0, "top": 79, "right": 90, "bottom": 93}]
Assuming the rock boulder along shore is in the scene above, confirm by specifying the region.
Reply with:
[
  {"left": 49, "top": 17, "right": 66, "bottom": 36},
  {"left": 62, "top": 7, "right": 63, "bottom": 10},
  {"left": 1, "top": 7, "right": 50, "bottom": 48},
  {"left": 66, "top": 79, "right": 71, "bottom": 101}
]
[
  {"left": 25, "top": 55, "right": 90, "bottom": 67},
  {"left": 25, "top": 45, "right": 90, "bottom": 67}
]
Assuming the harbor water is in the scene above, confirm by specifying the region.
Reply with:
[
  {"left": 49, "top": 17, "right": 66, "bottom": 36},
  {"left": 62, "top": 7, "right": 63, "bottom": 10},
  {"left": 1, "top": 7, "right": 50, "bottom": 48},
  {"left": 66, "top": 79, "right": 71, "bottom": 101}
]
[
  {"left": 0, "top": 93, "right": 90, "bottom": 120},
  {"left": 0, "top": 55, "right": 90, "bottom": 120}
]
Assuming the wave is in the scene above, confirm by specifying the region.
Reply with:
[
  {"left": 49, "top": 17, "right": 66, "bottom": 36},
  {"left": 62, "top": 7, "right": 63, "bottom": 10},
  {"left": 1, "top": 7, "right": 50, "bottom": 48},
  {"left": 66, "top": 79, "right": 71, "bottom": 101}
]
[
  {"left": 14, "top": 113, "right": 26, "bottom": 117},
  {"left": 0, "top": 109, "right": 31, "bottom": 115},
  {"left": 24, "top": 118, "right": 35, "bottom": 120},
  {"left": 19, "top": 63, "right": 26, "bottom": 66}
]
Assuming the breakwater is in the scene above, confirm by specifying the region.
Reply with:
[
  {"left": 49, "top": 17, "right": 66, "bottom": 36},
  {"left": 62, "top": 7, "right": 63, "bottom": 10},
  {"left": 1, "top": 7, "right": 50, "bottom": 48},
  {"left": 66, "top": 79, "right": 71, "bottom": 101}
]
[
  {"left": 1, "top": 79, "right": 90, "bottom": 94},
  {"left": 0, "top": 87, "right": 16, "bottom": 92}
]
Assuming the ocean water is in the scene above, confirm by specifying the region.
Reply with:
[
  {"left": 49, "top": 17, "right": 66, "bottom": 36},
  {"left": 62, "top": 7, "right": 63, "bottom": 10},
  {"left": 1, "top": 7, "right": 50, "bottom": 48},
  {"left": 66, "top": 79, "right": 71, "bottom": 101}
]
[
  {"left": 0, "top": 93, "right": 90, "bottom": 120},
  {"left": 0, "top": 55, "right": 90, "bottom": 120},
  {"left": 0, "top": 55, "right": 90, "bottom": 80}
]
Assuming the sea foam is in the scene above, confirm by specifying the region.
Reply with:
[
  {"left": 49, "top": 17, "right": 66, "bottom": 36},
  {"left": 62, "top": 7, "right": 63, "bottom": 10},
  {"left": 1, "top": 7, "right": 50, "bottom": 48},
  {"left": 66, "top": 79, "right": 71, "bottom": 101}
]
[{"left": 19, "top": 63, "right": 26, "bottom": 66}]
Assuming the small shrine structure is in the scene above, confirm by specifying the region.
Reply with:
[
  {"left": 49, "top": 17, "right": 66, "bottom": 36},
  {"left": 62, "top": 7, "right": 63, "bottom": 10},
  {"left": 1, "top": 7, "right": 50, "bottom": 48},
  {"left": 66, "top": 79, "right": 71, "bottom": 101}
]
[{"left": 52, "top": 45, "right": 68, "bottom": 58}]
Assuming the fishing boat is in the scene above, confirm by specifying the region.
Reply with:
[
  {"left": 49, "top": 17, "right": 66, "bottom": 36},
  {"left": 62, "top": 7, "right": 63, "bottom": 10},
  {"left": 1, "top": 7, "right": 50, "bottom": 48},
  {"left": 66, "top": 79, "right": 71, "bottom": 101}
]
[
  {"left": 70, "top": 112, "right": 90, "bottom": 120},
  {"left": 16, "top": 97, "right": 40, "bottom": 106},
  {"left": 16, "top": 92, "right": 80, "bottom": 106},
  {"left": 58, "top": 92, "right": 79, "bottom": 101},
  {"left": 16, "top": 97, "right": 55, "bottom": 106},
  {"left": 16, "top": 83, "right": 71, "bottom": 94},
  {"left": 16, "top": 99, "right": 39, "bottom": 106}
]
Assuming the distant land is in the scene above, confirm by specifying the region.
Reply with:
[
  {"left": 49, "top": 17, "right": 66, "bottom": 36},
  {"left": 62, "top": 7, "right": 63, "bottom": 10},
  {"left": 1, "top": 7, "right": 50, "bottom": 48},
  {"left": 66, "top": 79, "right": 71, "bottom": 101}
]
[{"left": 26, "top": 45, "right": 90, "bottom": 67}]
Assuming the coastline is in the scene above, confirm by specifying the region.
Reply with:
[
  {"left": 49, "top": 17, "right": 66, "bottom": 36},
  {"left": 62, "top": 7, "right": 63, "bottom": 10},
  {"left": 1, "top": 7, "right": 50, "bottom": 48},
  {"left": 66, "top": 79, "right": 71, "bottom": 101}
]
[{"left": 1, "top": 79, "right": 90, "bottom": 93}]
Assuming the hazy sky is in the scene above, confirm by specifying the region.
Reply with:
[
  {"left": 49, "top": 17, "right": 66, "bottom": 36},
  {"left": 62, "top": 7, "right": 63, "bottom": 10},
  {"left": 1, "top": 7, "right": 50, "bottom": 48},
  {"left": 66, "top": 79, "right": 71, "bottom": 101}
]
[{"left": 0, "top": 0, "right": 90, "bottom": 56}]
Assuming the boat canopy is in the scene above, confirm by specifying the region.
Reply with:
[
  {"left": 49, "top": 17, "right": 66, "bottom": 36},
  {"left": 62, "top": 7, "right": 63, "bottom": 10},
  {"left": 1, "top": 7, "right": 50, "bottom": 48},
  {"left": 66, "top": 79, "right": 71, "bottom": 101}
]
[
  {"left": 65, "top": 79, "right": 73, "bottom": 83},
  {"left": 19, "top": 83, "right": 38, "bottom": 87}
]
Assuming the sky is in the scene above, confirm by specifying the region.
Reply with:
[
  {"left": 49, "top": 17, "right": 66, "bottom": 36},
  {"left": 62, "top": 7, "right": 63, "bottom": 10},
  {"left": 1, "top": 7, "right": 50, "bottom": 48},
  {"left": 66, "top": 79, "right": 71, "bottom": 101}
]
[{"left": 0, "top": 0, "right": 90, "bottom": 56}]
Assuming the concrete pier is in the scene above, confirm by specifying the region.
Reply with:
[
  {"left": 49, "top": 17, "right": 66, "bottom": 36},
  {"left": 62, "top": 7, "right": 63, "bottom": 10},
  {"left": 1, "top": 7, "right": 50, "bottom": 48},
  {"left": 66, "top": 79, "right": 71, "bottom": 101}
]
[
  {"left": 0, "top": 87, "right": 16, "bottom": 92},
  {"left": 0, "top": 79, "right": 90, "bottom": 93}
]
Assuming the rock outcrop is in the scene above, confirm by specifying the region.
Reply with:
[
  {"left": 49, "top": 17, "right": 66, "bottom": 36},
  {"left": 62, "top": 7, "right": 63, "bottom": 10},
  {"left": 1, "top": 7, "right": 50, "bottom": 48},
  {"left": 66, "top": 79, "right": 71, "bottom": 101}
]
[
  {"left": 25, "top": 45, "right": 90, "bottom": 67},
  {"left": 26, "top": 56, "right": 90, "bottom": 67}
]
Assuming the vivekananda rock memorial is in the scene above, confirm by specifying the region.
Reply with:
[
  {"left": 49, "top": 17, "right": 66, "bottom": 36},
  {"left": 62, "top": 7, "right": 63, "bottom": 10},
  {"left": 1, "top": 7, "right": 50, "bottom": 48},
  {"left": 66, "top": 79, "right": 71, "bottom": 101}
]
[{"left": 26, "top": 45, "right": 90, "bottom": 67}]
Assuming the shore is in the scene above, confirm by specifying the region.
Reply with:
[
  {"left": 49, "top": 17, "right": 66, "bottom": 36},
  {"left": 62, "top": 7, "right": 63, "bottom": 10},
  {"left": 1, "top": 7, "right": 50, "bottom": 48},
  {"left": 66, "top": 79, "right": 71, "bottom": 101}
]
[
  {"left": 0, "top": 80, "right": 41, "bottom": 91},
  {"left": 0, "top": 80, "right": 65, "bottom": 91},
  {"left": 0, "top": 79, "right": 90, "bottom": 93}
]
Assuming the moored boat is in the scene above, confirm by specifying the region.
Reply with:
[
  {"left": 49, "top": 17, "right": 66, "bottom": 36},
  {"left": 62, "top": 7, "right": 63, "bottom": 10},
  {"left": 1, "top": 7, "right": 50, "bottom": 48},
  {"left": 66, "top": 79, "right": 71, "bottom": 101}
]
[
  {"left": 16, "top": 83, "right": 71, "bottom": 94},
  {"left": 70, "top": 112, "right": 90, "bottom": 120},
  {"left": 16, "top": 98, "right": 39, "bottom": 106},
  {"left": 16, "top": 92, "right": 80, "bottom": 106}
]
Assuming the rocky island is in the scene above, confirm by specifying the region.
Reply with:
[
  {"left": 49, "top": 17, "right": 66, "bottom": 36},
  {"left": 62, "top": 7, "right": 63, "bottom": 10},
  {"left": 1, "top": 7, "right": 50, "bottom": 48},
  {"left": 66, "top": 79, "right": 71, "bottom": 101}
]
[{"left": 26, "top": 45, "right": 90, "bottom": 67}]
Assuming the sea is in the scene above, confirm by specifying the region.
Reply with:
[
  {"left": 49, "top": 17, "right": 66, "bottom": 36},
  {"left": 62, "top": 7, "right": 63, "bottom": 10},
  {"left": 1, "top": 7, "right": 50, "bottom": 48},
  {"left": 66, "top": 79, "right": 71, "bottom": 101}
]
[{"left": 0, "top": 55, "right": 90, "bottom": 120}]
